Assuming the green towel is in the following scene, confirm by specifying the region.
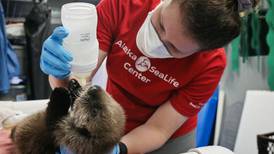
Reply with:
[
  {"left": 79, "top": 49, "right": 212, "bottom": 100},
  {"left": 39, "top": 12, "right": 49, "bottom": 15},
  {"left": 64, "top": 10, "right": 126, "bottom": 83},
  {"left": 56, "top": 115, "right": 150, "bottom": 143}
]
[
  {"left": 241, "top": 16, "right": 249, "bottom": 63},
  {"left": 266, "top": 0, "right": 274, "bottom": 90},
  {"left": 231, "top": 36, "right": 241, "bottom": 73},
  {"left": 250, "top": 12, "right": 261, "bottom": 55},
  {"left": 267, "top": 30, "right": 274, "bottom": 90}
]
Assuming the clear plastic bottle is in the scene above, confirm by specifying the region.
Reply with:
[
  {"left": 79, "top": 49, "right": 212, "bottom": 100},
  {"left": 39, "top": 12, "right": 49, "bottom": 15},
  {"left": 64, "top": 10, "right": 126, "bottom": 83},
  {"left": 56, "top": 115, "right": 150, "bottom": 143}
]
[{"left": 61, "top": 2, "right": 99, "bottom": 85}]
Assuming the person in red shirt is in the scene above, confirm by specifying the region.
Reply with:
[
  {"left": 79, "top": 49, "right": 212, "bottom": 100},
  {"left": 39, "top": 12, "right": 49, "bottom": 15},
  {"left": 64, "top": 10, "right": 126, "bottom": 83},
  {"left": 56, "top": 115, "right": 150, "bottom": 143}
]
[{"left": 0, "top": 0, "right": 258, "bottom": 153}]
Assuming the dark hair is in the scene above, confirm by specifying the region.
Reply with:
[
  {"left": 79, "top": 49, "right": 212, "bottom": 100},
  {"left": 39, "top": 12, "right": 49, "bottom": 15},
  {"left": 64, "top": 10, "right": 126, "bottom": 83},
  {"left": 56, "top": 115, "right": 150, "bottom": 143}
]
[{"left": 175, "top": 0, "right": 258, "bottom": 51}]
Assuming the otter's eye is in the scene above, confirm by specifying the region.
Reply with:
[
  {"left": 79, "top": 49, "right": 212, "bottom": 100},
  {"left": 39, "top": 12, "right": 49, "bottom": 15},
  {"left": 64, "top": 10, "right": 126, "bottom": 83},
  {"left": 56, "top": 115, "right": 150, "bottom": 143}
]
[{"left": 91, "top": 108, "right": 99, "bottom": 117}]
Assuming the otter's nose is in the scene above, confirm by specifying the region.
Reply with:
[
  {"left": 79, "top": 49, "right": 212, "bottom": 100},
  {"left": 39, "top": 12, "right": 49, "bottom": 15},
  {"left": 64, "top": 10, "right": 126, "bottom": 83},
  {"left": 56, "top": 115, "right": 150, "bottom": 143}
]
[
  {"left": 88, "top": 85, "right": 100, "bottom": 94},
  {"left": 86, "top": 86, "right": 102, "bottom": 117},
  {"left": 86, "top": 85, "right": 101, "bottom": 100}
]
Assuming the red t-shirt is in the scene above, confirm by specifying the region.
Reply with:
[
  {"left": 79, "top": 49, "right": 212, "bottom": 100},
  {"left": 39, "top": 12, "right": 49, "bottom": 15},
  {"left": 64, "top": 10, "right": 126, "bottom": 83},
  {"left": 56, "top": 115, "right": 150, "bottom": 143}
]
[{"left": 96, "top": 0, "right": 226, "bottom": 138}]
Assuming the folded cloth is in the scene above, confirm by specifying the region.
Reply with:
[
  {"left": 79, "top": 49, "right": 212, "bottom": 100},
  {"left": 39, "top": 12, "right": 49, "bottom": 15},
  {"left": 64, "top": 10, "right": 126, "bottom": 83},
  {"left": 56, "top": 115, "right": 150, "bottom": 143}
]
[
  {"left": 0, "top": 100, "right": 48, "bottom": 114},
  {"left": 0, "top": 107, "right": 28, "bottom": 129},
  {"left": 0, "top": 100, "right": 48, "bottom": 129},
  {"left": 187, "top": 146, "right": 234, "bottom": 154}
]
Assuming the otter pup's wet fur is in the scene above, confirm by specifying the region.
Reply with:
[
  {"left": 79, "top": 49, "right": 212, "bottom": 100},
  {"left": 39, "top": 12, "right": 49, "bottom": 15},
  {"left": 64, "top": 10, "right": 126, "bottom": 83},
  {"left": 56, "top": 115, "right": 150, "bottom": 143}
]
[{"left": 11, "top": 80, "right": 125, "bottom": 154}]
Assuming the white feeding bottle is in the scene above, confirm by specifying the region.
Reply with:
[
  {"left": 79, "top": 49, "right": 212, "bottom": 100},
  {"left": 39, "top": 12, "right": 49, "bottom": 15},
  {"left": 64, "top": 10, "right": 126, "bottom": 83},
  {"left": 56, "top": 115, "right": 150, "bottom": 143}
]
[{"left": 61, "top": 2, "right": 99, "bottom": 85}]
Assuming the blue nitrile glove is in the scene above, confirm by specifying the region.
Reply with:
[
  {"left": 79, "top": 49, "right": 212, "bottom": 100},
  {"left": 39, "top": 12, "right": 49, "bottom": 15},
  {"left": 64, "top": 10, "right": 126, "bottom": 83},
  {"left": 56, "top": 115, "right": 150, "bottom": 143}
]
[
  {"left": 57, "top": 144, "right": 120, "bottom": 154},
  {"left": 111, "top": 144, "right": 120, "bottom": 154},
  {"left": 58, "top": 145, "right": 75, "bottom": 154},
  {"left": 40, "top": 26, "right": 73, "bottom": 79}
]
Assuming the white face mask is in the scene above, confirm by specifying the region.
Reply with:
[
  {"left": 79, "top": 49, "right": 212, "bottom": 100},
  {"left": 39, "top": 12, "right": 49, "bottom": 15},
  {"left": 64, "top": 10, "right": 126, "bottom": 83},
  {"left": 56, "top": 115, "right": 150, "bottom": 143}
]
[{"left": 136, "top": 12, "right": 173, "bottom": 59}]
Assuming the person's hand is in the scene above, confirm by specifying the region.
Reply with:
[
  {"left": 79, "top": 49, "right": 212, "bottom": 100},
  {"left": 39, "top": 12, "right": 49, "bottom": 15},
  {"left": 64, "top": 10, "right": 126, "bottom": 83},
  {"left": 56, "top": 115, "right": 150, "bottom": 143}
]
[
  {"left": 0, "top": 129, "right": 14, "bottom": 154},
  {"left": 40, "top": 26, "right": 73, "bottom": 79},
  {"left": 48, "top": 75, "right": 71, "bottom": 89}
]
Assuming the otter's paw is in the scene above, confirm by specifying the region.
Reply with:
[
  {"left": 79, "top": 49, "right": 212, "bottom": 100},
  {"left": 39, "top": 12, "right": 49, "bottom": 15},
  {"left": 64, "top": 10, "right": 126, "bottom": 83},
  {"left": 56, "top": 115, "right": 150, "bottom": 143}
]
[
  {"left": 46, "top": 88, "right": 71, "bottom": 127},
  {"left": 48, "top": 88, "right": 71, "bottom": 112},
  {"left": 68, "top": 79, "right": 82, "bottom": 105}
]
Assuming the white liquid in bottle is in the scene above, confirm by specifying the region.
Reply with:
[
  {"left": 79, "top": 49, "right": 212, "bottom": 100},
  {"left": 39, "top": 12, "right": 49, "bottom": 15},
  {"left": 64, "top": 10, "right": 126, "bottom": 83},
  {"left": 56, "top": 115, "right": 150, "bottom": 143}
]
[{"left": 61, "top": 2, "right": 99, "bottom": 85}]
